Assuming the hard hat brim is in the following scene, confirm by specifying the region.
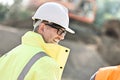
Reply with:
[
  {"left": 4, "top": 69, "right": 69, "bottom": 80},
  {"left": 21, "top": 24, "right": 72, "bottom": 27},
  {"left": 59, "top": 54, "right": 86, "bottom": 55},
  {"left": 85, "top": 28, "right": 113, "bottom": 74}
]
[{"left": 66, "top": 27, "right": 75, "bottom": 34}]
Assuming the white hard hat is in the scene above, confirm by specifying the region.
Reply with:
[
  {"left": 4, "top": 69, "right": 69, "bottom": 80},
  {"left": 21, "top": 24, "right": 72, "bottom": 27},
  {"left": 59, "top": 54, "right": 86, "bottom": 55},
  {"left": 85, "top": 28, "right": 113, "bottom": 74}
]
[{"left": 32, "top": 2, "right": 75, "bottom": 34}]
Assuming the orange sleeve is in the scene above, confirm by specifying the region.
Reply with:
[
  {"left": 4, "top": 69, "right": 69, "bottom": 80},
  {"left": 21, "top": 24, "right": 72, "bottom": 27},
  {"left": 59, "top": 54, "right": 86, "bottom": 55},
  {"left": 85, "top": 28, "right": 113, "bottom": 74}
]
[{"left": 95, "top": 66, "right": 120, "bottom": 80}]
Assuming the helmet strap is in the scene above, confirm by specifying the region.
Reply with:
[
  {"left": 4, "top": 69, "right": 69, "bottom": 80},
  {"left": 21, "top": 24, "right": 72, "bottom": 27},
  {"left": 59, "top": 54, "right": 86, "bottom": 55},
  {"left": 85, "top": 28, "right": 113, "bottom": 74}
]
[{"left": 33, "top": 20, "right": 42, "bottom": 32}]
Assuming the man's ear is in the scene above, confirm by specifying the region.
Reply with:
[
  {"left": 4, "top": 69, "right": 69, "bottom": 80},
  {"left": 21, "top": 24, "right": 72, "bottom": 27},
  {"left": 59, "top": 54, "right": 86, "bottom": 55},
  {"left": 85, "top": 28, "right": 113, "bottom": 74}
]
[{"left": 38, "top": 23, "right": 45, "bottom": 34}]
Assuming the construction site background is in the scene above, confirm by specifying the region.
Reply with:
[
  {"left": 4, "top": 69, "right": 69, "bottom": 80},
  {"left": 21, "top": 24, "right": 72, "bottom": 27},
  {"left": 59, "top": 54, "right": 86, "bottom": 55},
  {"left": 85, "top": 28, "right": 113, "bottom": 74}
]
[{"left": 0, "top": 0, "right": 120, "bottom": 80}]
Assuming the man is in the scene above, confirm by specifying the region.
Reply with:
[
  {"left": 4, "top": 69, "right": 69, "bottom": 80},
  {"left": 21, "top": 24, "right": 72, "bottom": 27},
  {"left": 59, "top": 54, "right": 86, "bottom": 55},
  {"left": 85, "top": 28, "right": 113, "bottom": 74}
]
[
  {"left": 90, "top": 65, "right": 120, "bottom": 80},
  {"left": 0, "top": 2, "right": 75, "bottom": 80}
]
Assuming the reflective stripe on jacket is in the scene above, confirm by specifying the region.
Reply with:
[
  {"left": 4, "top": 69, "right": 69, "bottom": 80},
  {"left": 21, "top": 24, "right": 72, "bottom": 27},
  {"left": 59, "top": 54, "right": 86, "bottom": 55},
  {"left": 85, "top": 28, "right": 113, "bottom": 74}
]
[
  {"left": 0, "top": 31, "right": 70, "bottom": 80},
  {"left": 94, "top": 66, "right": 120, "bottom": 80}
]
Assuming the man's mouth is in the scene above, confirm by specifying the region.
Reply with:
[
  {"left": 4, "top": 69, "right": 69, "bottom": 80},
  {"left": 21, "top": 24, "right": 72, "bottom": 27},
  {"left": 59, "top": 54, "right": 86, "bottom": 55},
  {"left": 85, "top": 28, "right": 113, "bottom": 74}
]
[{"left": 53, "top": 39, "right": 60, "bottom": 44}]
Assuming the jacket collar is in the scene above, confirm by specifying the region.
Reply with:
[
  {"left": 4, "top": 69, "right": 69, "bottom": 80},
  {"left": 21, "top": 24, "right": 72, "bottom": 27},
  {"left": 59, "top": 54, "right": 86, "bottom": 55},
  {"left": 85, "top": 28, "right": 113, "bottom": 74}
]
[{"left": 22, "top": 31, "right": 70, "bottom": 69}]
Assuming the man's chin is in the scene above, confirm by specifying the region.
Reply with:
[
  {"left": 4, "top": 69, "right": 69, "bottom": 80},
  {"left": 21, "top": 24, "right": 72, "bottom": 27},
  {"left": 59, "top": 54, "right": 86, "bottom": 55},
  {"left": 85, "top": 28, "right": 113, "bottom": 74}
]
[
  {"left": 53, "top": 41, "right": 59, "bottom": 44},
  {"left": 52, "top": 42, "right": 59, "bottom": 44}
]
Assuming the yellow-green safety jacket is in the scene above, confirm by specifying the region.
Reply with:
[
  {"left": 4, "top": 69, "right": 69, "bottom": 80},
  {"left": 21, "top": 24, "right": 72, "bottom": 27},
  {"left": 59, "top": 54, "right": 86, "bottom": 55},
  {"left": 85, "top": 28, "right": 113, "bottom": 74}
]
[{"left": 0, "top": 31, "right": 70, "bottom": 80}]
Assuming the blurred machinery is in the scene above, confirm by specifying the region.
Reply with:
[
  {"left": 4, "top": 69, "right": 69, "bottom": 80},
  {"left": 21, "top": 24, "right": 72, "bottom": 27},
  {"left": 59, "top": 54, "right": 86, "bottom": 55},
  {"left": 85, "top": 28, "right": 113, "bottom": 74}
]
[{"left": 28, "top": 0, "right": 97, "bottom": 24}]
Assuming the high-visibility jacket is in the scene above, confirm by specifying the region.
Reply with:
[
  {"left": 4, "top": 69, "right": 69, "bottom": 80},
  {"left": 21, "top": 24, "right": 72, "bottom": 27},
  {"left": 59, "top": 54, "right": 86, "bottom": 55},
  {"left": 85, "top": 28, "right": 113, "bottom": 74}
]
[
  {"left": 0, "top": 31, "right": 70, "bottom": 80},
  {"left": 91, "top": 65, "right": 120, "bottom": 80}
]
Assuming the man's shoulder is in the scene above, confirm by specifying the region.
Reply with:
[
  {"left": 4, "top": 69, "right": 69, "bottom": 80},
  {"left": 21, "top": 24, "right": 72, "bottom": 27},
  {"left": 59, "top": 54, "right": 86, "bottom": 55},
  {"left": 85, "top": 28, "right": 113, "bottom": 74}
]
[{"left": 99, "top": 66, "right": 119, "bottom": 72}]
